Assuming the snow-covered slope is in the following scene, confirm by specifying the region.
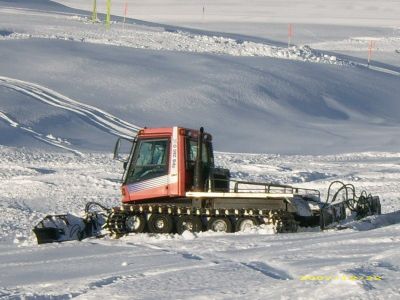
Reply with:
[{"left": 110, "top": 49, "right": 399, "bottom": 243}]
[
  {"left": 55, "top": 0, "right": 400, "bottom": 28},
  {"left": 54, "top": 0, "right": 400, "bottom": 69},
  {"left": 2, "top": 146, "right": 399, "bottom": 245},
  {"left": 1, "top": 1, "right": 400, "bottom": 298},
  {"left": 0, "top": 76, "right": 140, "bottom": 153},
  {"left": 1, "top": 146, "right": 400, "bottom": 299},
  {"left": 2, "top": 222, "right": 400, "bottom": 299},
  {"left": 1, "top": 1, "right": 400, "bottom": 154}
]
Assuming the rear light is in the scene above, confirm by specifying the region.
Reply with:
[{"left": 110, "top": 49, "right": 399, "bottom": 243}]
[
  {"left": 187, "top": 130, "right": 198, "bottom": 138},
  {"left": 138, "top": 129, "right": 144, "bottom": 135}
]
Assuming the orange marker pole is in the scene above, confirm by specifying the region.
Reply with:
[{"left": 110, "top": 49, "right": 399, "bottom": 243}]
[
  {"left": 368, "top": 40, "right": 376, "bottom": 67},
  {"left": 123, "top": 1, "right": 128, "bottom": 29},
  {"left": 288, "top": 24, "right": 293, "bottom": 48}
]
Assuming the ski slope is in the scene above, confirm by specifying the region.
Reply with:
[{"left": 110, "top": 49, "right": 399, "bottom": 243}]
[
  {"left": 55, "top": 0, "right": 400, "bottom": 28},
  {"left": 55, "top": 0, "right": 400, "bottom": 69},
  {"left": 1, "top": 147, "right": 400, "bottom": 299},
  {"left": 0, "top": 76, "right": 140, "bottom": 138},
  {"left": 1, "top": 2, "right": 400, "bottom": 154},
  {"left": 1, "top": 223, "right": 400, "bottom": 300},
  {"left": 1, "top": 0, "right": 400, "bottom": 299}
]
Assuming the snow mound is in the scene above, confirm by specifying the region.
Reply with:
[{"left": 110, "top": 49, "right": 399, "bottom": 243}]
[
  {"left": 1, "top": 5, "right": 400, "bottom": 154},
  {"left": 340, "top": 211, "right": 400, "bottom": 231},
  {"left": 311, "top": 36, "right": 400, "bottom": 53},
  {"left": 0, "top": 12, "right": 346, "bottom": 65}
]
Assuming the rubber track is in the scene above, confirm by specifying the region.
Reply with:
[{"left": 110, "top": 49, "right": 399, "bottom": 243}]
[{"left": 106, "top": 204, "right": 299, "bottom": 235}]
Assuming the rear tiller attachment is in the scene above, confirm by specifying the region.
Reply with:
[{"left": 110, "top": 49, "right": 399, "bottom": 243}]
[
  {"left": 33, "top": 202, "right": 109, "bottom": 244},
  {"left": 319, "top": 181, "right": 381, "bottom": 229}
]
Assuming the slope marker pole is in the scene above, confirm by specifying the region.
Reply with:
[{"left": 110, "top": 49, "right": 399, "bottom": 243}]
[
  {"left": 123, "top": 1, "right": 128, "bottom": 30},
  {"left": 288, "top": 24, "right": 293, "bottom": 48},
  {"left": 92, "top": 0, "right": 97, "bottom": 22},
  {"left": 368, "top": 40, "right": 376, "bottom": 68},
  {"left": 106, "top": 0, "right": 111, "bottom": 29}
]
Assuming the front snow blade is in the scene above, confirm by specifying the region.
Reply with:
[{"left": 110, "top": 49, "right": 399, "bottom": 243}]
[
  {"left": 33, "top": 202, "right": 110, "bottom": 244},
  {"left": 33, "top": 214, "right": 87, "bottom": 244},
  {"left": 33, "top": 226, "right": 64, "bottom": 244}
]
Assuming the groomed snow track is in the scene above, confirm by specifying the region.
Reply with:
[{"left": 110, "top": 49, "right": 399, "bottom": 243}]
[{"left": 0, "top": 76, "right": 141, "bottom": 140}]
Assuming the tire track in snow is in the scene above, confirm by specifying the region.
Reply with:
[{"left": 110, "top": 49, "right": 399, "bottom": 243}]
[
  {"left": 0, "top": 76, "right": 141, "bottom": 140},
  {"left": 0, "top": 110, "right": 84, "bottom": 156},
  {"left": 241, "top": 261, "right": 293, "bottom": 280},
  {"left": 132, "top": 241, "right": 294, "bottom": 280}
]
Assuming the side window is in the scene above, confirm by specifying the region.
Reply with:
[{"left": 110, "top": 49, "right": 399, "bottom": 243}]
[
  {"left": 187, "top": 140, "right": 197, "bottom": 162},
  {"left": 126, "top": 139, "right": 168, "bottom": 183},
  {"left": 186, "top": 139, "right": 210, "bottom": 164}
]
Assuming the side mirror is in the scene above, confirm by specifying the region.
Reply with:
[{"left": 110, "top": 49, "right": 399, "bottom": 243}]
[
  {"left": 113, "top": 137, "right": 135, "bottom": 162},
  {"left": 113, "top": 138, "right": 122, "bottom": 160},
  {"left": 123, "top": 161, "right": 128, "bottom": 170}
]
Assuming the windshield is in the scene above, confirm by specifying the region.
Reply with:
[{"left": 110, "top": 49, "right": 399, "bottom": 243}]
[{"left": 125, "top": 139, "right": 169, "bottom": 183}]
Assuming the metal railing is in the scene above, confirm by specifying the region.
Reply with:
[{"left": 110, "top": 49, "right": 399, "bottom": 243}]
[{"left": 205, "top": 177, "right": 320, "bottom": 198}]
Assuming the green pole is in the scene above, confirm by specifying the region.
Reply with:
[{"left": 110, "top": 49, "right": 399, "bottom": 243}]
[
  {"left": 92, "top": 0, "right": 97, "bottom": 22},
  {"left": 106, "top": 0, "right": 111, "bottom": 29}
]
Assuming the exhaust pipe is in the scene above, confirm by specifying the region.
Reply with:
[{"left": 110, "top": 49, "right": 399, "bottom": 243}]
[{"left": 193, "top": 127, "right": 204, "bottom": 191}]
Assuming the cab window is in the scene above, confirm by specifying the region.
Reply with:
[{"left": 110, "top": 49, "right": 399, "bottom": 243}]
[
  {"left": 126, "top": 139, "right": 168, "bottom": 183},
  {"left": 186, "top": 139, "right": 212, "bottom": 165}
]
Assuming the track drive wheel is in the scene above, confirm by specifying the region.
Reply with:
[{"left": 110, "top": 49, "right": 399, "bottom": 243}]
[
  {"left": 107, "top": 212, "right": 128, "bottom": 235},
  {"left": 207, "top": 217, "right": 232, "bottom": 233},
  {"left": 125, "top": 214, "right": 146, "bottom": 233},
  {"left": 276, "top": 214, "right": 299, "bottom": 233},
  {"left": 148, "top": 214, "right": 174, "bottom": 234},
  {"left": 235, "top": 217, "right": 259, "bottom": 232},
  {"left": 176, "top": 216, "right": 203, "bottom": 234}
]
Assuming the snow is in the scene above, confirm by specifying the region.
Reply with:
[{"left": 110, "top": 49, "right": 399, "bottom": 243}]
[
  {"left": 54, "top": 0, "right": 400, "bottom": 28},
  {"left": 0, "top": 18, "right": 345, "bottom": 64},
  {"left": 1, "top": 2, "right": 400, "bottom": 154},
  {"left": 54, "top": 0, "right": 400, "bottom": 69},
  {"left": 1, "top": 146, "right": 400, "bottom": 298},
  {"left": 0, "top": 76, "right": 140, "bottom": 139},
  {"left": 0, "top": 1, "right": 399, "bottom": 154},
  {"left": 1, "top": 44, "right": 400, "bottom": 154},
  {"left": 1, "top": 0, "right": 400, "bottom": 298}
]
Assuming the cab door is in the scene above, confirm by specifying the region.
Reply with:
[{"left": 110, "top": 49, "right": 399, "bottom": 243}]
[{"left": 124, "top": 138, "right": 170, "bottom": 201}]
